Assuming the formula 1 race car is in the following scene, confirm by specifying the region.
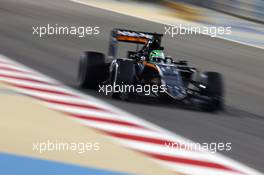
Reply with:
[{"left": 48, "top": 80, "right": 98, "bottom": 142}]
[{"left": 77, "top": 29, "right": 224, "bottom": 111}]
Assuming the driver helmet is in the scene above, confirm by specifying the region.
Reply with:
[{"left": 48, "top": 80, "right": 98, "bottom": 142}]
[{"left": 149, "top": 50, "right": 165, "bottom": 63}]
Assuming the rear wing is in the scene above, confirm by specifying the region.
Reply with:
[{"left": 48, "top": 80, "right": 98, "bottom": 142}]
[{"left": 108, "top": 29, "right": 163, "bottom": 57}]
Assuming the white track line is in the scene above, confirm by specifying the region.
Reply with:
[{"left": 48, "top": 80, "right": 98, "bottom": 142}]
[{"left": 0, "top": 54, "right": 262, "bottom": 175}]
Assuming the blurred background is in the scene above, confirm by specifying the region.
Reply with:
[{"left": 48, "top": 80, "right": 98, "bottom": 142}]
[
  {"left": 130, "top": 0, "right": 264, "bottom": 23},
  {"left": 1, "top": 0, "right": 263, "bottom": 175}
]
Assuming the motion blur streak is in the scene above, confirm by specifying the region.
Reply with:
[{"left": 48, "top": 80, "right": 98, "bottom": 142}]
[
  {"left": 1, "top": 0, "right": 264, "bottom": 174},
  {"left": 0, "top": 54, "right": 261, "bottom": 175}
]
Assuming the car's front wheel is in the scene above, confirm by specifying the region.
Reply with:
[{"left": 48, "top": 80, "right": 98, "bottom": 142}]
[
  {"left": 200, "top": 72, "right": 224, "bottom": 111},
  {"left": 110, "top": 59, "right": 136, "bottom": 100}
]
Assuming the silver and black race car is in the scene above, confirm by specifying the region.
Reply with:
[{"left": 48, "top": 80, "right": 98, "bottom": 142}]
[{"left": 77, "top": 29, "right": 224, "bottom": 111}]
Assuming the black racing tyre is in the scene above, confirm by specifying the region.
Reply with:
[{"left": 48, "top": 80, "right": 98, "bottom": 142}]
[
  {"left": 78, "top": 51, "right": 105, "bottom": 89},
  {"left": 111, "top": 59, "right": 136, "bottom": 100},
  {"left": 201, "top": 72, "right": 224, "bottom": 111},
  {"left": 116, "top": 59, "right": 135, "bottom": 85}
]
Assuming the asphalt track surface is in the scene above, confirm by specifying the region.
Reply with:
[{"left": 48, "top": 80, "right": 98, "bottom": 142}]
[{"left": 1, "top": 0, "right": 264, "bottom": 173}]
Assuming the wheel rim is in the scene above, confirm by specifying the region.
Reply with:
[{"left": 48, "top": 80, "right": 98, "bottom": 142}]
[{"left": 119, "top": 92, "right": 129, "bottom": 101}]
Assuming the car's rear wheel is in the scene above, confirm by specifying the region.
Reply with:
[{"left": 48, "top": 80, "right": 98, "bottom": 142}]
[
  {"left": 78, "top": 51, "right": 106, "bottom": 89},
  {"left": 200, "top": 72, "right": 224, "bottom": 111}
]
